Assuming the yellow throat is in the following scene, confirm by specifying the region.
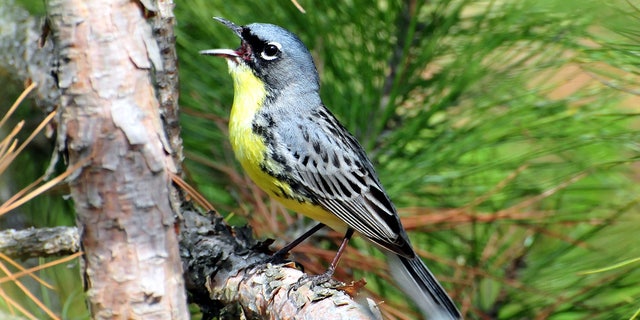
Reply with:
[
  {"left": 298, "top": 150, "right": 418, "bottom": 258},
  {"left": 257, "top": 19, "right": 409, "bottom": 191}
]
[{"left": 227, "top": 61, "right": 267, "bottom": 164}]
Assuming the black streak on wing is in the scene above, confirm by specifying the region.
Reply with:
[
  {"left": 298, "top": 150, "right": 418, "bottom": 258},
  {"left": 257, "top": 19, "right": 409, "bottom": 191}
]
[{"left": 288, "top": 106, "right": 414, "bottom": 257}]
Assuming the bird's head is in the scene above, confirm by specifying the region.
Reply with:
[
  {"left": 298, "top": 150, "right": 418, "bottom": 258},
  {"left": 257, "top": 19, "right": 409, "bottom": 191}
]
[{"left": 200, "top": 17, "right": 320, "bottom": 93}]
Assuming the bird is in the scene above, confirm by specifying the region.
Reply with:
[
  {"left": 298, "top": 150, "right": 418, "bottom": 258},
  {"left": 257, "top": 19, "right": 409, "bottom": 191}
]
[{"left": 200, "top": 17, "right": 462, "bottom": 320}]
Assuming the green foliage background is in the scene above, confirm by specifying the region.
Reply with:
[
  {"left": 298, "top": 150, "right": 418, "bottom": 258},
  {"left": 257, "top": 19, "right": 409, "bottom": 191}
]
[
  {"left": 177, "top": 0, "right": 640, "bottom": 319},
  {"left": 1, "top": 0, "right": 639, "bottom": 319}
]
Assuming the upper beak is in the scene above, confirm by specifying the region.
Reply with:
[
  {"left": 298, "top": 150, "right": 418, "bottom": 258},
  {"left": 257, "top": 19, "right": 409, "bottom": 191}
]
[
  {"left": 212, "top": 17, "right": 243, "bottom": 37},
  {"left": 199, "top": 17, "right": 243, "bottom": 59}
]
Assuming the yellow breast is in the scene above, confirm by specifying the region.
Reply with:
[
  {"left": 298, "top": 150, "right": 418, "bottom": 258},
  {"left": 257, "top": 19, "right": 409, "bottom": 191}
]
[
  {"left": 227, "top": 62, "right": 347, "bottom": 232},
  {"left": 227, "top": 62, "right": 268, "bottom": 169}
]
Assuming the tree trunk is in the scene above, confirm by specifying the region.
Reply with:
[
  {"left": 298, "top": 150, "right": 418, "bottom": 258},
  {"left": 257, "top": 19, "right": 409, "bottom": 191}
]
[{"left": 46, "top": 0, "right": 189, "bottom": 318}]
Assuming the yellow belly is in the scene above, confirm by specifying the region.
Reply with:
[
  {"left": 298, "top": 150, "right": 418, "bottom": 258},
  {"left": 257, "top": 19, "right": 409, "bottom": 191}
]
[{"left": 227, "top": 62, "right": 346, "bottom": 232}]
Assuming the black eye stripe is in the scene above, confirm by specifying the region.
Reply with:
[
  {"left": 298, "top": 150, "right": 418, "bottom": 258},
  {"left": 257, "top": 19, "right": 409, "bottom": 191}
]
[
  {"left": 242, "top": 28, "right": 280, "bottom": 60},
  {"left": 241, "top": 28, "right": 260, "bottom": 45},
  {"left": 241, "top": 28, "right": 265, "bottom": 52}
]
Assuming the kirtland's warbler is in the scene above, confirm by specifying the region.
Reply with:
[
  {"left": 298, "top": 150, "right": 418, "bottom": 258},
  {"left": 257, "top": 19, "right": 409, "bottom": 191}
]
[{"left": 201, "top": 17, "right": 461, "bottom": 320}]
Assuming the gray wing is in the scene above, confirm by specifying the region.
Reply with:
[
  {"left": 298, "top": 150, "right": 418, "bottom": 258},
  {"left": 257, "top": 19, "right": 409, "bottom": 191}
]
[{"left": 276, "top": 107, "right": 414, "bottom": 257}]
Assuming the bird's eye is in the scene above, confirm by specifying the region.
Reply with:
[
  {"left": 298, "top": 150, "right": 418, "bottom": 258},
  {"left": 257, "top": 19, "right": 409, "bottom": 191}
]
[{"left": 261, "top": 42, "right": 281, "bottom": 60}]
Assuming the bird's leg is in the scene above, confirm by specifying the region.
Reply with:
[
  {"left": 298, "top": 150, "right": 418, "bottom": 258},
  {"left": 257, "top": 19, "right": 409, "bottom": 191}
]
[
  {"left": 269, "top": 222, "right": 326, "bottom": 263},
  {"left": 290, "top": 228, "right": 355, "bottom": 292},
  {"left": 324, "top": 228, "right": 355, "bottom": 277}
]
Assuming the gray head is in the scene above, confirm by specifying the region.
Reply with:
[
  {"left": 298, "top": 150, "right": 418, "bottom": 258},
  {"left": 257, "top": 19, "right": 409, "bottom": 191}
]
[{"left": 201, "top": 18, "right": 320, "bottom": 94}]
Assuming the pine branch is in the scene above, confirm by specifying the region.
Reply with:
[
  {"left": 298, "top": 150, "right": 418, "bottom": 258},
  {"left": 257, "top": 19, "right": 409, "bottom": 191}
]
[
  {"left": 181, "top": 210, "right": 381, "bottom": 319},
  {"left": 0, "top": 227, "right": 79, "bottom": 258}
]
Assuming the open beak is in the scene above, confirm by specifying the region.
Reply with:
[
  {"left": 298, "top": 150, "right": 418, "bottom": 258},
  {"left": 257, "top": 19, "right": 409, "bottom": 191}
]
[
  {"left": 199, "top": 48, "right": 239, "bottom": 59},
  {"left": 199, "top": 17, "right": 243, "bottom": 59}
]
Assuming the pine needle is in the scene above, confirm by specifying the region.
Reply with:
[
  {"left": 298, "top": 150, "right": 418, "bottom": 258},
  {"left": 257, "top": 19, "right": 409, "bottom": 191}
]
[
  {"left": 0, "top": 82, "right": 36, "bottom": 129},
  {"left": 578, "top": 257, "right": 640, "bottom": 275},
  {"left": 0, "top": 156, "right": 87, "bottom": 215},
  {"left": 171, "top": 173, "right": 216, "bottom": 212},
  {"left": 0, "top": 253, "right": 53, "bottom": 290},
  {"left": 0, "top": 252, "right": 83, "bottom": 285},
  {"left": 0, "top": 261, "right": 59, "bottom": 320}
]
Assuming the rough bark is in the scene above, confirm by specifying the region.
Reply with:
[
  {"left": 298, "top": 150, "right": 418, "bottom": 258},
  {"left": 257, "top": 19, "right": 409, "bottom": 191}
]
[
  {"left": 0, "top": 227, "right": 79, "bottom": 258},
  {"left": 45, "top": 0, "right": 188, "bottom": 318},
  {"left": 181, "top": 210, "right": 382, "bottom": 320},
  {"left": 147, "top": 0, "right": 186, "bottom": 221},
  {"left": 148, "top": 0, "right": 183, "bottom": 174},
  {"left": 0, "top": 0, "right": 59, "bottom": 111}
]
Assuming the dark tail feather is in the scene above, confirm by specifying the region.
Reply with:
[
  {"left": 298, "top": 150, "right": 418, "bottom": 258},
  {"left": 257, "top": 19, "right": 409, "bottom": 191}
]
[{"left": 386, "top": 253, "right": 462, "bottom": 319}]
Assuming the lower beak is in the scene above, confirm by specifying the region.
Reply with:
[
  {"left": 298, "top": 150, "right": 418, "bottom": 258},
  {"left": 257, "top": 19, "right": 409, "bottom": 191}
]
[{"left": 199, "top": 49, "right": 239, "bottom": 59}]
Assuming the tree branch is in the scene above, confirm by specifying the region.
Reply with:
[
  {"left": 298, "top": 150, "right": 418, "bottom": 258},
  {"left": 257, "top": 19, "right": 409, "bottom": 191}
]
[
  {"left": 0, "top": 227, "right": 79, "bottom": 258},
  {"left": 180, "top": 210, "right": 382, "bottom": 319}
]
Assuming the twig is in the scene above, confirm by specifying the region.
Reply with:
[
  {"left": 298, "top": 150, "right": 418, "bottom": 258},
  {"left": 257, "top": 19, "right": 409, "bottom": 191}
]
[{"left": 0, "top": 227, "right": 79, "bottom": 258}]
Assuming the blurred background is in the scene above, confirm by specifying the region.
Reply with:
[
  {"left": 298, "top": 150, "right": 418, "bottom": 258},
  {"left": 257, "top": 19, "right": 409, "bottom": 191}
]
[{"left": 2, "top": 0, "right": 640, "bottom": 319}]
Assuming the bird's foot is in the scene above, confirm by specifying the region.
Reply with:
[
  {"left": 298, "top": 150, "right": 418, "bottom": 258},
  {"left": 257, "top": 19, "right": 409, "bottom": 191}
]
[
  {"left": 289, "top": 268, "right": 341, "bottom": 292},
  {"left": 245, "top": 250, "right": 305, "bottom": 276}
]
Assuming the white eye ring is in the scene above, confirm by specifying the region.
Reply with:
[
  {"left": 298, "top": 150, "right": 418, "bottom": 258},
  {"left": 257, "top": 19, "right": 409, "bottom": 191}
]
[{"left": 261, "top": 42, "right": 282, "bottom": 60}]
